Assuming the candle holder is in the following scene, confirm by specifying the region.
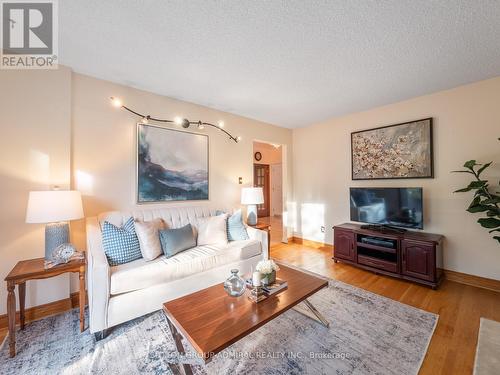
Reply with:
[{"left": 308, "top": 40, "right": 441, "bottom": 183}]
[{"left": 248, "top": 285, "right": 267, "bottom": 303}]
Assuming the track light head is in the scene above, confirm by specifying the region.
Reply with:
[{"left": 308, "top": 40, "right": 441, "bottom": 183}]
[{"left": 110, "top": 97, "right": 122, "bottom": 108}]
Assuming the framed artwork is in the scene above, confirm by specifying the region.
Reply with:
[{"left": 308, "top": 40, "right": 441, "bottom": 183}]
[
  {"left": 351, "top": 118, "right": 433, "bottom": 180},
  {"left": 137, "top": 123, "right": 209, "bottom": 203}
]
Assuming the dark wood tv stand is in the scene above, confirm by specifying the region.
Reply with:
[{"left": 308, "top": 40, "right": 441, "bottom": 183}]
[{"left": 333, "top": 223, "right": 444, "bottom": 289}]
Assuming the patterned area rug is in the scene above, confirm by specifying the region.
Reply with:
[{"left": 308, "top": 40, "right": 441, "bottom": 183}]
[{"left": 0, "top": 280, "right": 438, "bottom": 375}]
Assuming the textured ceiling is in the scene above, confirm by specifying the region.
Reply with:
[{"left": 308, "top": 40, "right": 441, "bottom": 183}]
[{"left": 60, "top": 1, "right": 500, "bottom": 128}]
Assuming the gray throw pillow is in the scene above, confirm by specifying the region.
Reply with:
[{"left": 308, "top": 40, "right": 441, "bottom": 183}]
[{"left": 159, "top": 223, "right": 196, "bottom": 258}]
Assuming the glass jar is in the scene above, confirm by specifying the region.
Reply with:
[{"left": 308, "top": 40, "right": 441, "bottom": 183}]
[{"left": 224, "top": 269, "right": 246, "bottom": 297}]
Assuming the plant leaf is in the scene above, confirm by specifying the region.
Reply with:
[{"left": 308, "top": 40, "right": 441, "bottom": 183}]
[
  {"left": 454, "top": 187, "right": 472, "bottom": 193},
  {"left": 463, "top": 160, "right": 477, "bottom": 169},
  {"left": 474, "top": 190, "right": 489, "bottom": 197},
  {"left": 478, "top": 218, "right": 500, "bottom": 228},
  {"left": 467, "top": 205, "right": 491, "bottom": 213},
  {"left": 468, "top": 180, "right": 488, "bottom": 189},
  {"left": 477, "top": 162, "right": 492, "bottom": 176},
  {"left": 482, "top": 196, "right": 500, "bottom": 205}
]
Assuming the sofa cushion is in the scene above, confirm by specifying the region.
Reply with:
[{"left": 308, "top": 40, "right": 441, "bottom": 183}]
[
  {"left": 196, "top": 215, "right": 228, "bottom": 246},
  {"left": 227, "top": 210, "right": 249, "bottom": 241},
  {"left": 134, "top": 218, "right": 166, "bottom": 261},
  {"left": 109, "top": 239, "right": 262, "bottom": 295},
  {"left": 102, "top": 217, "right": 142, "bottom": 266},
  {"left": 159, "top": 223, "right": 196, "bottom": 258}
]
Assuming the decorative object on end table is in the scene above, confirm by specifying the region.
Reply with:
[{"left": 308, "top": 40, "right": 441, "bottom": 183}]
[
  {"left": 241, "top": 187, "right": 264, "bottom": 225},
  {"left": 223, "top": 269, "right": 246, "bottom": 297},
  {"left": 25, "top": 190, "right": 84, "bottom": 265},
  {"left": 351, "top": 118, "right": 433, "bottom": 180},
  {"left": 44, "top": 243, "right": 85, "bottom": 269},
  {"left": 452, "top": 142, "right": 500, "bottom": 244},
  {"left": 256, "top": 259, "right": 280, "bottom": 286}
]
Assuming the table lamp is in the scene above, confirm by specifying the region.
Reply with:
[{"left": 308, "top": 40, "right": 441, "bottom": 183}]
[
  {"left": 241, "top": 187, "right": 264, "bottom": 225},
  {"left": 26, "top": 190, "right": 84, "bottom": 261}
]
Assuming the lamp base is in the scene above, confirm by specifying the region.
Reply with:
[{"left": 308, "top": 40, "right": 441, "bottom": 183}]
[
  {"left": 246, "top": 204, "right": 258, "bottom": 225},
  {"left": 45, "top": 222, "right": 69, "bottom": 261}
]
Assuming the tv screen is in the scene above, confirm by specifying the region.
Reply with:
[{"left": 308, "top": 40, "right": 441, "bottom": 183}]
[{"left": 350, "top": 187, "right": 423, "bottom": 229}]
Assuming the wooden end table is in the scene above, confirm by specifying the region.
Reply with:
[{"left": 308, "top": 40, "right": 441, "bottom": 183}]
[
  {"left": 4, "top": 257, "right": 86, "bottom": 357},
  {"left": 248, "top": 222, "right": 271, "bottom": 256}
]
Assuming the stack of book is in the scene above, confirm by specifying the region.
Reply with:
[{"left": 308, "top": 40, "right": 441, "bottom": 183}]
[
  {"left": 261, "top": 279, "right": 288, "bottom": 296},
  {"left": 246, "top": 278, "right": 288, "bottom": 297}
]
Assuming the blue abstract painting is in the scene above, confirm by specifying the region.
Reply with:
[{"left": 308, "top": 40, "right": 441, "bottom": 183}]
[{"left": 137, "top": 124, "right": 208, "bottom": 202}]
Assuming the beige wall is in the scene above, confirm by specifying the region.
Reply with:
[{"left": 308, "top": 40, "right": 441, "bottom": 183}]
[
  {"left": 253, "top": 141, "right": 283, "bottom": 165},
  {"left": 0, "top": 67, "right": 72, "bottom": 315},
  {"left": 292, "top": 77, "right": 500, "bottom": 280},
  {"left": 0, "top": 68, "right": 292, "bottom": 315}
]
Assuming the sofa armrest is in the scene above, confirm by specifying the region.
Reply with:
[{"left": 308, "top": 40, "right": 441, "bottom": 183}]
[
  {"left": 246, "top": 226, "right": 269, "bottom": 260},
  {"left": 86, "top": 216, "right": 110, "bottom": 333}
]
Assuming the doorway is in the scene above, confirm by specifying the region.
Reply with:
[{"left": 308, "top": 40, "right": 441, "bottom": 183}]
[
  {"left": 252, "top": 141, "right": 284, "bottom": 246},
  {"left": 254, "top": 164, "right": 270, "bottom": 217}
]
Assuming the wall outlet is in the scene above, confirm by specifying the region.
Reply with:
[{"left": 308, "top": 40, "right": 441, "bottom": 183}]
[{"left": 321, "top": 226, "right": 325, "bottom": 233}]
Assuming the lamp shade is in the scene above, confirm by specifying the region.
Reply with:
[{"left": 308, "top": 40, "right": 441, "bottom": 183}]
[
  {"left": 26, "top": 190, "right": 84, "bottom": 223},
  {"left": 241, "top": 187, "right": 264, "bottom": 205}
]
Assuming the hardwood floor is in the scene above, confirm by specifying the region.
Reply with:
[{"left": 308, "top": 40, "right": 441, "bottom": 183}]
[
  {"left": 1, "top": 242, "right": 498, "bottom": 374},
  {"left": 271, "top": 242, "right": 500, "bottom": 375}
]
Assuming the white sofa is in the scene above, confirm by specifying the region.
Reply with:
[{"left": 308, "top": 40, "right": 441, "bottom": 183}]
[{"left": 86, "top": 206, "right": 268, "bottom": 337}]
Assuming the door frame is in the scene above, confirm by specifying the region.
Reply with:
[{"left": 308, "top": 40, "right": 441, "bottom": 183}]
[{"left": 252, "top": 140, "right": 289, "bottom": 244}]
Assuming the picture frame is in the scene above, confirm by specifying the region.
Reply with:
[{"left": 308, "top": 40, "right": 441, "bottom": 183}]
[
  {"left": 351, "top": 118, "right": 433, "bottom": 180},
  {"left": 137, "top": 123, "right": 209, "bottom": 203}
]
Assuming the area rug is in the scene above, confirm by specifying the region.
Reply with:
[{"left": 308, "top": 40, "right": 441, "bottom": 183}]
[
  {"left": 0, "top": 279, "right": 438, "bottom": 375},
  {"left": 473, "top": 317, "right": 500, "bottom": 375}
]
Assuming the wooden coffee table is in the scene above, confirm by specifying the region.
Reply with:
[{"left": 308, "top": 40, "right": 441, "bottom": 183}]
[{"left": 162, "top": 263, "right": 329, "bottom": 374}]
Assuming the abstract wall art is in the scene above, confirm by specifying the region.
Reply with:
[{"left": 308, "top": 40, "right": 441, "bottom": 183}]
[
  {"left": 137, "top": 124, "right": 209, "bottom": 202},
  {"left": 351, "top": 118, "right": 433, "bottom": 180}
]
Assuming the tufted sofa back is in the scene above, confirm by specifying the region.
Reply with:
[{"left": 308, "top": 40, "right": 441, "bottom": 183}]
[{"left": 97, "top": 205, "right": 235, "bottom": 230}]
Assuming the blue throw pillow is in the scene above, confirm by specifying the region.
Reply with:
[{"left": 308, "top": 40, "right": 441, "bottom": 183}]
[
  {"left": 227, "top": 210, "right": 249, "bottom": 241},
  {"left": 159, "top": 223, "right": 196, "bottom": 258},
  {"left": 102, "top": 217, "right": 142, "bottom": 266}
]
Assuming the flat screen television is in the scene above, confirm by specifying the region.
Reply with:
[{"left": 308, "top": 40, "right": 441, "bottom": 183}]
[{"left": 350, "top": 187, "right": 423, "bottom": 229}]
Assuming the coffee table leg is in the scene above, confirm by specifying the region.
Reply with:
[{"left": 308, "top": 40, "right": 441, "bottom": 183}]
[
  {"left": 293, "top": 299, "right": 330, "bottom": 328},
  {"left": 7, "top": 281, "right": 16, "bottom": 357},
  {"left": 166, "top": 317, "right": 194, "bottom": 375}
]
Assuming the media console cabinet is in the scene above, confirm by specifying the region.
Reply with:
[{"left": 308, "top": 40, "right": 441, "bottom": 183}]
[{"left": 333, "top": 223, "right": 444, "bottom": 289}]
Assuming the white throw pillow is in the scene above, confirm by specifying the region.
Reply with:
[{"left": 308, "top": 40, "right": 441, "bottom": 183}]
[
  {"left": 197, "top": 215, "right": 228, "bottom": 246},
  {"left": 134, "top": 218, "right": 166, "bottom": 261}
]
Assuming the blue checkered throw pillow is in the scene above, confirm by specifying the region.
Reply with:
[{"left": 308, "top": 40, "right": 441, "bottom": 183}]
[{"left": 102, "top": 217, "right": 142, "bottom": 266}]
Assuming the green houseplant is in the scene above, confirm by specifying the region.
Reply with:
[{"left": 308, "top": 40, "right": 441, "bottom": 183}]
[{"left": 453, "top": 143, "right": 500, "bottom": 244}]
